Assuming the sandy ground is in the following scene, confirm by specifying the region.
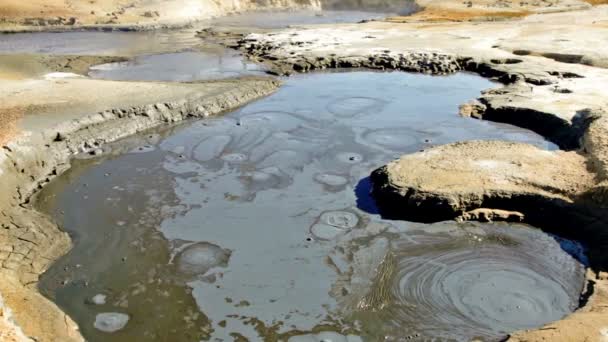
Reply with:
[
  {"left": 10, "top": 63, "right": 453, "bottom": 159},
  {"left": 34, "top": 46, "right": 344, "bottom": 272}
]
[
  {"left": 0, "top": 295, "right": 30, "bottom": 342},
  {"left": 0, "top": 55, "right": 128, "bottom": 144}
]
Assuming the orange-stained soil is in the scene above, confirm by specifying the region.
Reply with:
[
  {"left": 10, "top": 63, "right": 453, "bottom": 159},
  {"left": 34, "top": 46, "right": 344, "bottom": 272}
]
[
  {"left": 387, "top": 8, "right": 530, "bottom": 22},
  {"left": 0, "top": 106, "right": 23, "bottom": 146}
]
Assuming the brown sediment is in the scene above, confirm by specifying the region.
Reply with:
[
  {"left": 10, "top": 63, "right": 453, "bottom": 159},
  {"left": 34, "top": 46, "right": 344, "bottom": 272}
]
[
  {"left": 354, "top": 251, "right": 396, "bottom": 312},
  {"left": 386, "top": 8, "right": 530, "bottom": 22},
  {"left": 0, "top": 106, "right": 22, "bottom": 145}
]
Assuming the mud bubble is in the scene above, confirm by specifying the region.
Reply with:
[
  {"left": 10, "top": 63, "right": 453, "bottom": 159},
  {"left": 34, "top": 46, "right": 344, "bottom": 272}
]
[
  {"left": 175, "top": 242, "right": 231, "bottom": 277},
  {"left": 94, "top": 312, "right": 130, "bottom": 333}
]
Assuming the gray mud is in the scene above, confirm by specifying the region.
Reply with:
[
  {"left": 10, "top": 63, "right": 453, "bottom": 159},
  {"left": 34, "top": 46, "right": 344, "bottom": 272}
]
[
  {"left": 88, "top": 49, "right": 266, "bottom": 81},
  {"left": 0, "top": 29, "right": 204, "bottom": 55},
  {"left": 36, "top": 71, "right": 581, "bottom": 341},
  {"left": 332, "top": 222, "right": 586, "bottom": 341}
]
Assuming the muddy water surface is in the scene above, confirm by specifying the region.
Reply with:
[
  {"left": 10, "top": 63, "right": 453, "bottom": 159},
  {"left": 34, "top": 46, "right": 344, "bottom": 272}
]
[
  {"left": 37, "top": 71, "right": 583, "bottom": 341},
  {"left": 88, "top": 48, "right": 266, "bottom": 81}
]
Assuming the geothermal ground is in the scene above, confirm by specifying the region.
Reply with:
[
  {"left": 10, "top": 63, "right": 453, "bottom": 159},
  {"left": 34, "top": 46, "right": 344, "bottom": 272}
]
[{"left": 1, "top": 0, "right": 608, "bottom": 341}]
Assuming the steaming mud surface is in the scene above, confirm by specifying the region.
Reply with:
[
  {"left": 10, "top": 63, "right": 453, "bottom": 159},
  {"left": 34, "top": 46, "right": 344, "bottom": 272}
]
[{"left": 36, "top": 71, "right": 583, "bottom": 341}]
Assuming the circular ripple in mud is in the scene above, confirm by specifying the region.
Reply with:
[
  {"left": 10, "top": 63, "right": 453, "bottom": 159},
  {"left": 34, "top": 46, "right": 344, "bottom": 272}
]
[
  {"left": 314, "top": 173, "right": 349, "bottom": 190},
  {"left": 320, "top": 211, "right": 359, "bottom": 229},
  {"left": 239, "top": 111, "right": 305, "bottom": 131},
  {"left": 310, "top": 210, "right": 359, "bottom": 240},
  {"left": 340, "top": 225, "right": 585, "bottom": 340},
  {"left": 327, "top": 97, "right": 385, "bottom": 117},
  {"left": 192, "top": 135, "right": 231, "bottom": 162},
  {"left": 221, "top": 153, "right": 248, "bottom": 163},
  {"left": 359, "top": 128, "right": 421, "bottom": 152},
  {"left": 175, "top": 242, "right": 231, "bottom": 277}
]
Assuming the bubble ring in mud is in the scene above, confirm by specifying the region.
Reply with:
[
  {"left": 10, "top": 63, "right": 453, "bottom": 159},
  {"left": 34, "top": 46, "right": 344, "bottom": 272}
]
[
  {"left": 309, "top": 210, "right": 360, "bottom": 241},
  {"left": 357, "top": 127, "right": 423, "bottom": 152},
  {"left": 326, "top": 96, "right": 387, "bottom": 118},
  {"left": 175, "top": 242, "right": 231, "bottom": 277},
  {"left": 94, "top": 312, "right": 130, "bottom": 333},
  {"left": 313, "top": 173, "right": 349, "bottom": 189}
]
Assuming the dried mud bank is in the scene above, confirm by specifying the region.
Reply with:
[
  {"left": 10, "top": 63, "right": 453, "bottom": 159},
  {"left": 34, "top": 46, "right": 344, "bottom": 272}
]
[
  {"left": 229, "top": 11, "right": 608, "bottom": 340},
  {"left": 0, "top": 0, "right": 323, "bottom": 33},
  {"left": 0, "top": 55, "right": 129, "bottom": 80},
  {"left": 234, "top": 35, "right": 604, "bottom": 150},
  {"left": 0, "top": 77, "right": 279, "bottom": 341}
]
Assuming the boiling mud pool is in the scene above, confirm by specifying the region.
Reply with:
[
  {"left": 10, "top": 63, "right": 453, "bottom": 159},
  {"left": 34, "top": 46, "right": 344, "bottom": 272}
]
[{"left": 37, "top": 71, "right": 584, "bottom": 341}]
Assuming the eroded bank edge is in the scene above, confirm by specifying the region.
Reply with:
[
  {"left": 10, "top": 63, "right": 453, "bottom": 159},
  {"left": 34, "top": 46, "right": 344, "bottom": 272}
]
[{"left": 0, "top": 77, "right": 280, "bottom": 341}]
